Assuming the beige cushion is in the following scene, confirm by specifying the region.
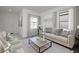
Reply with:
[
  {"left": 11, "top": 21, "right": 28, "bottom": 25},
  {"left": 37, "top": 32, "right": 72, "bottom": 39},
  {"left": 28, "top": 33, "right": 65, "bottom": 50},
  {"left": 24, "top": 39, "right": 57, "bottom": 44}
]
[
  {"left": 56, "top": 36, "right": 68, "bottom": 43},
  {"left": 0, "top": 40, "right": 4, "bottom": 53},
  {"left": 0, "top": 31, "right": 6, "bottom": 40},
  {"left": 45, "top": 33, "right": 68, "bottom": 43}
]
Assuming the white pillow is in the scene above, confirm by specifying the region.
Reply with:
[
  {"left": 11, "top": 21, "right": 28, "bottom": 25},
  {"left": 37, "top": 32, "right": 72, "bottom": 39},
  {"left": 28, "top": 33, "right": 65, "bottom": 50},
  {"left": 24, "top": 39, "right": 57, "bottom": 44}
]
[{"left": 0, "top": 31, "right": 7, "bottom": 40}]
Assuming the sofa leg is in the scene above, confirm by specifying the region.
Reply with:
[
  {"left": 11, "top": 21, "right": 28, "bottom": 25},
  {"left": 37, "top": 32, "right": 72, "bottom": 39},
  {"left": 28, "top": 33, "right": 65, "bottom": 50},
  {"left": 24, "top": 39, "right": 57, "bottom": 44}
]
[
  {"left": 69, "top": 46, "right": 75, "bottom": 50},
  {"left": 70, "top": 48, "right": 73, "bottom": 50}
]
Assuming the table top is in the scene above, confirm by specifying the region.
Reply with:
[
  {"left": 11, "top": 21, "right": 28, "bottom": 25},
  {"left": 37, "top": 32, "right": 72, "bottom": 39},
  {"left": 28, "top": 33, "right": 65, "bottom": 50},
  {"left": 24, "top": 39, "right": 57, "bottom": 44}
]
[{"left": 30, "top": 37, "right": 51, "bottom": 47}]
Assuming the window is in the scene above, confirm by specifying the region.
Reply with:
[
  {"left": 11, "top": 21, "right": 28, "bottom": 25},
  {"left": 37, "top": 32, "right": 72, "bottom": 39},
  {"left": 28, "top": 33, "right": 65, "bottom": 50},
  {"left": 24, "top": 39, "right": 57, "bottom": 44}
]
[
  {"left": 30, "top": 16, "right": 38, "bottom": 29},
  {"left": 59, "top": 12, "right": 69, "bottom": 30}
]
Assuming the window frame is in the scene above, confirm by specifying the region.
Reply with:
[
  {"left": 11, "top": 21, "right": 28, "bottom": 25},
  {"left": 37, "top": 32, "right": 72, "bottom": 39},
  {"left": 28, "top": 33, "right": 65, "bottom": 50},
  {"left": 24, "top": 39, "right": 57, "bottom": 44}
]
[
  {"left": 30, "top": 15, "right": 38, "bottom": 29},
  {"left": 59, "top": 11, "right": 70, "bottom": 30}
]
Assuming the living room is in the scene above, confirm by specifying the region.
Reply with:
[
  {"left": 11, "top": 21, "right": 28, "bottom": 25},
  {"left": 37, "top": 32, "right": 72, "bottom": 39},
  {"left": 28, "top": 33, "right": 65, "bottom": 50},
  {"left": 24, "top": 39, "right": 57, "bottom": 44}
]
[{"left": 0, "top": 6, "right": 79, "bottom": 53}]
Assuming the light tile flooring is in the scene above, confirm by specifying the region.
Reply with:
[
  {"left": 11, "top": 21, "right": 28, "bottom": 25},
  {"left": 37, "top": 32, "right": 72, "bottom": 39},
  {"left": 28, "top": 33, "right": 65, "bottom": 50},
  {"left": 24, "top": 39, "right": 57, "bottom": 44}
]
[{"left": 13, "top": 37, "right": 74, "bottom": 53}]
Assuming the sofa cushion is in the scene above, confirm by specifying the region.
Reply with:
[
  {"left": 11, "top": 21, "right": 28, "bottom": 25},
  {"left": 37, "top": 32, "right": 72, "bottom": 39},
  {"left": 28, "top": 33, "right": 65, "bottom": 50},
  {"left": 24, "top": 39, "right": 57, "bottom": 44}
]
[
  {"left": 60, "top": 30, "right": 70, "bottom": 37},
  {"left": 0, "top": 40, "right": 4, "bottom": 53},
  {"left": 57, "top": 36, "right": 68, "bottom": 43},
  {"left": 0, "top": 31, "right": 7, "bottom": 41},
  {"left": 45, "top": 33, "right": 68, "bottom": 43}
]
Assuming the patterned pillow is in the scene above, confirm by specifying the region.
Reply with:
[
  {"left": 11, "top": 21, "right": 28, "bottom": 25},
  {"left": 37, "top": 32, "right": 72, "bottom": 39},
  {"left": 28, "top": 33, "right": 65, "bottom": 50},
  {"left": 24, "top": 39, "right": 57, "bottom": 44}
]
[
  {"left": 45, "top": 28, "right": 52, "bottom": 33},
  {"left": 60, "top": 30, "right": 70, "bottom": 37}
]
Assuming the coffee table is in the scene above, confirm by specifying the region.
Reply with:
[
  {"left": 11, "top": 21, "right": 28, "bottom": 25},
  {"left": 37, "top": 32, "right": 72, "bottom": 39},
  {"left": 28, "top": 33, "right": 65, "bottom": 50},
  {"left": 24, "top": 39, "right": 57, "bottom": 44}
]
[{"left": 29, "top": 37, "right": 52, "bottom": 53}]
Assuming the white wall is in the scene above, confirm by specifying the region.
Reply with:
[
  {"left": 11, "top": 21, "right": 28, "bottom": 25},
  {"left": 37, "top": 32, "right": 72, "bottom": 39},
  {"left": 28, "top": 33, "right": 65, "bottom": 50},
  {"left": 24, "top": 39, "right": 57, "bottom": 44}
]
[
  {"left": 0, "top": 6, "right": 76, "bottom": 38},
  {"left": 0, "top": 12, "right": 19, "bottom": 33},
  {"left": 0, "top": 8, "right": 40, "bottom": 38},
  {"left": 20, "top": 9, "right": 40, "bottom": 37},
  {"left": 41, "top": 12, "right": 57, "bottom": 29}
]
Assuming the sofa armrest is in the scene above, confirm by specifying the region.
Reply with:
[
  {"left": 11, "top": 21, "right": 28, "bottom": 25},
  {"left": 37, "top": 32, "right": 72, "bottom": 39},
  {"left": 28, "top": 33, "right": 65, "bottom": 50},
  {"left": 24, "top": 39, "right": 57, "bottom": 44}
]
[
  {"left": 4, "top": 42, "right": 11, "bottom": 52},
  {"left": 68, "top": 34, "right": 75, "bottom": 48}
]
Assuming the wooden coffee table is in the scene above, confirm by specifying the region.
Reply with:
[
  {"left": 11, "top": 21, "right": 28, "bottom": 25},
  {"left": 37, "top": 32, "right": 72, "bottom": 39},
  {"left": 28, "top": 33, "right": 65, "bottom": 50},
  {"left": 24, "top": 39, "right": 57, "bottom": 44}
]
[{"left": 29, "top": 37, "right": 52, "bottom": 53}]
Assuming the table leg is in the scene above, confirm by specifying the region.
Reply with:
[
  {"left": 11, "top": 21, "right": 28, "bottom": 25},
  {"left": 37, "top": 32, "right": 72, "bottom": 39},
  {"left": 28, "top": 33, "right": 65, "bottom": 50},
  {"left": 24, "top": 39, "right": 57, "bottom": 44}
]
[
  {"left": 50, "top": 42, "right": 52, "bottom": 47},
  {"left": 28, "top": 39, "right": 30, "bottom": 44},
  {"left": 39, "top": 47, "right": 40, "bottom": 53}
]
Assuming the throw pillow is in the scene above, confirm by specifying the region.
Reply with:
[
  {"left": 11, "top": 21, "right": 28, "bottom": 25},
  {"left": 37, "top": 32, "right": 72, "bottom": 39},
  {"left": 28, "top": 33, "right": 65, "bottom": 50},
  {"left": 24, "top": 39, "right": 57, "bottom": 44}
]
[
  {"left": 45, "top": 28, "right": 52, "bottom": 33},
  {"left": 60, "top": 30, "right": 70, "bottom": 37},
  {"left": 52, "top": 29, "right": 62, "bottom": 35}
]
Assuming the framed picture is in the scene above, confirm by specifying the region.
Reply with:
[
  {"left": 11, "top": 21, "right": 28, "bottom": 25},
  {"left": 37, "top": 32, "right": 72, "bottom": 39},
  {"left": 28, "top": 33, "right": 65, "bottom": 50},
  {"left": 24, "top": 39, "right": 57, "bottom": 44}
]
[{"left": 18, "top": 16, "right": 22, "bottom": 27}]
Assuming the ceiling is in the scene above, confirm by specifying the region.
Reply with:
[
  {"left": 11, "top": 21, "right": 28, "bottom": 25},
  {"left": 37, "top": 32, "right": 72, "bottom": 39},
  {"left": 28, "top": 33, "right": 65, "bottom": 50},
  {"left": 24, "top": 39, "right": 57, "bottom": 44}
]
[{"left": 0, "top": 6, "right": 57, "bottom": 13}]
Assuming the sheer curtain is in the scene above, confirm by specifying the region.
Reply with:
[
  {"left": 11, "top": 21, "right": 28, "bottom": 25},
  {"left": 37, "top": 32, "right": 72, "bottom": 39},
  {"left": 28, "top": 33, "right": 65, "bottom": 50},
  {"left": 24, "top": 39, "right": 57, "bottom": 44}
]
[
  {"left": 28, "top": 14, "right": 39, "bottom": 36},
  {"left": 57, "top": 8, "right": 74, "bottom": 32}
]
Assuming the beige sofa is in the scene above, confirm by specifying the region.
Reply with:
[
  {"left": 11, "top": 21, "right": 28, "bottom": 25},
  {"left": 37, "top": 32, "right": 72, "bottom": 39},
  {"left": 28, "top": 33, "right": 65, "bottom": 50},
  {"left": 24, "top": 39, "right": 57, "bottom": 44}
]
[{"left": 44, "top": 31, "right": 75, "bottom": 49}]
